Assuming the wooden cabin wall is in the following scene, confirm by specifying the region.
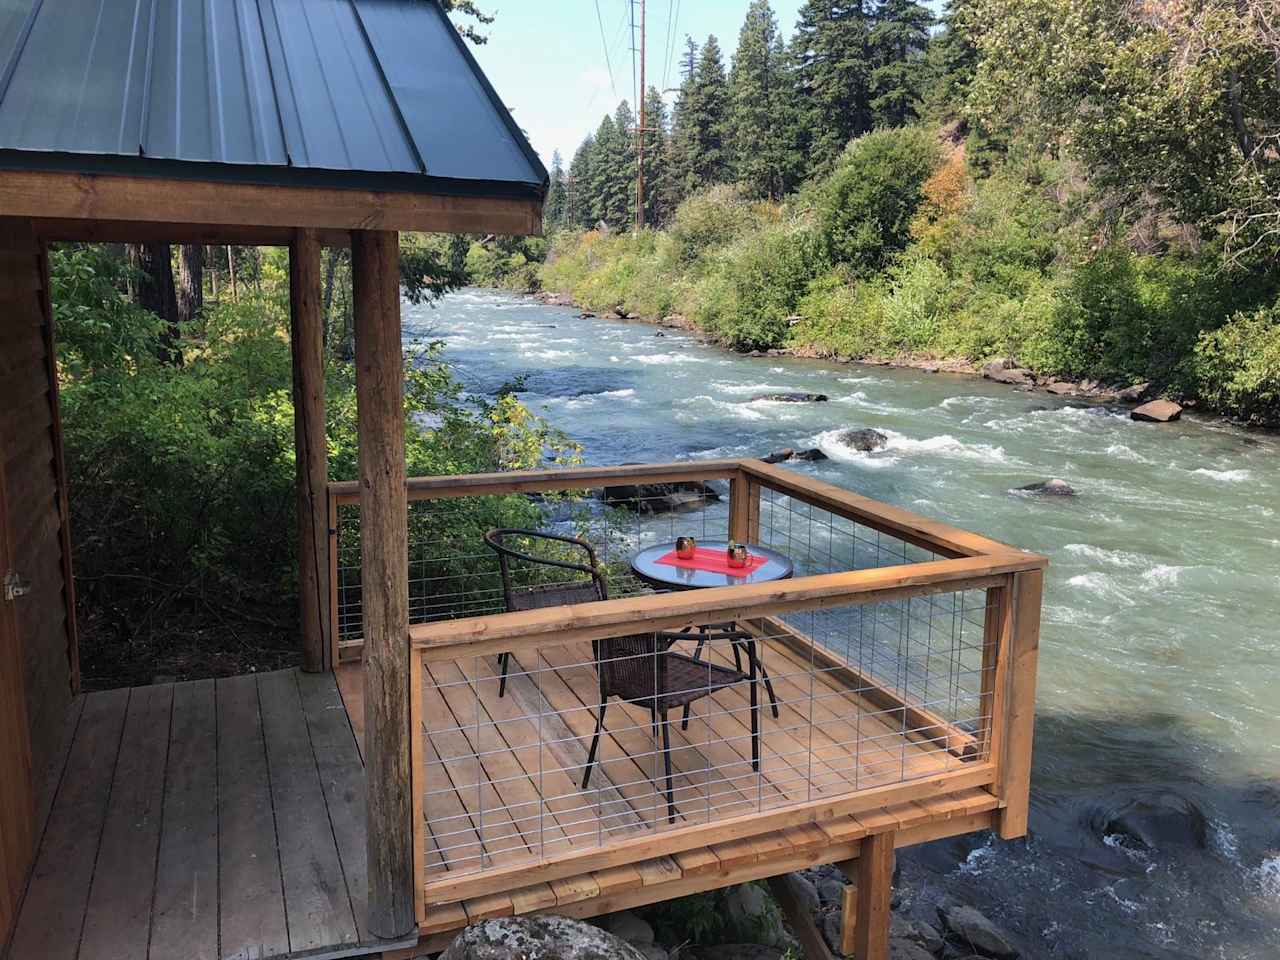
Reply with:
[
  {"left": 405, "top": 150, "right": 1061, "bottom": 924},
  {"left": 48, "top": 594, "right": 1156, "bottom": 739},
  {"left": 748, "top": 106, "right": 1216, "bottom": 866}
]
[{"left": 0, "top": 218, "right": 77, "bottom": 939}]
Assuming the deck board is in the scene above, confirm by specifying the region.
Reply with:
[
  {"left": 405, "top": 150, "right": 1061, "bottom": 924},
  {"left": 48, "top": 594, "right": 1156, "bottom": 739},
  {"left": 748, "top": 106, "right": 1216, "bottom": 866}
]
[
  {"left": 258, "top": 670, "right": 359, "bottom": 954},
  {"left": 217, "top": 673, "right": 290, "bottom": 960},
  {"left": 150, "top": 679, "right": 219, "bottom": 960},
  {"left": 79, "top": 683, "right": 173, "bottom": 960},
  {"left": 5, "top": 669, "right": 390, "bottom": 960},
  {"left": 6, "top": 687, "right": 129, "bottom": 960}
]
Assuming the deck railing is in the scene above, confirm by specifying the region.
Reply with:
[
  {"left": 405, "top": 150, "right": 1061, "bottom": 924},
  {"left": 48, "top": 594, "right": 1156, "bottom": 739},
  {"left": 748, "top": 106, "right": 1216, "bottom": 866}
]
[{"left": 326, "top": 459, "right": 1045, "bottom": 920}]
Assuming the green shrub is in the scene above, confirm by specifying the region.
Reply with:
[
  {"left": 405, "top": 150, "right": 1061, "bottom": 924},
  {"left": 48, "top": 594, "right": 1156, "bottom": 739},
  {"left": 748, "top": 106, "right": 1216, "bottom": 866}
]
[
  {"left": 817, "top": 127, "right": 941, "bottom": 274},
  {"left": 1191, "top": 302, "right": 1280, "bottom": 424},
  {"left": 695, "top": 223, "right": 817, "bottom": 350},
  {"left": 669, "top": 184, "right": 771, "bottom": 267}
]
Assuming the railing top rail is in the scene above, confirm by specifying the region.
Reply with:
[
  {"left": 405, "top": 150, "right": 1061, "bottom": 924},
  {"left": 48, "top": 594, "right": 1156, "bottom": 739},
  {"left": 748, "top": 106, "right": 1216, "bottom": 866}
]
[
  {"left": 408, "top": 550, "right": 1046, "bottom": 662},
  {"left": 327, "top": 458, "right": 743, "bottom": 505},
  {"left": 740, "top": 459, "right": 1018, "bottom": 559}
]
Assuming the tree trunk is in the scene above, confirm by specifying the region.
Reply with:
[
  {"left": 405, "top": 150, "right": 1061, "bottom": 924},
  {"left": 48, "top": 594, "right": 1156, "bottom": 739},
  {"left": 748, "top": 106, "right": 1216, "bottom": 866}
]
[
  {"left": 208, "top": 245, "right": 219, "bottom": 299},
  {"left": 176, "top": 244, "right": 204, "bottom": 328},
  {"left": 227, "top": 245, "right": 238, "bottom": 302},
  {"left": 322, "top": 248, "right": 341, "bottom": 352},
  {"left": 128, "top": 243, "right": 182, "bottom": 364}
]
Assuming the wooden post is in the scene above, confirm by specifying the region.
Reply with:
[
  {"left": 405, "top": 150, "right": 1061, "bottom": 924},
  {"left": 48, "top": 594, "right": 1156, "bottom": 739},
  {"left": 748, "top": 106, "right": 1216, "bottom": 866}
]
[
  {"left": 290, "top": 228, "right": 330, "bottom": 673},
  {"left": 728, "top": 473, "right": 758, "bottom": 544},
  {"left": 839, "top": 881, "right": 857, "bottom": 957},
  {"left": 352, "top": 229, "right": 414, "bottom": 940},
  {"left": 854, "top": 832, "right": 893, "bottom": 960},
  {"left": 996, "top": 568, "right": 1042, "bottom": 839}
]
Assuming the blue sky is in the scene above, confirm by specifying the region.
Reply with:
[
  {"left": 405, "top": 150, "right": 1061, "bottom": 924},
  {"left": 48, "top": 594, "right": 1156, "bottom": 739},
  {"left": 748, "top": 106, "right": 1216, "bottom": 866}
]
[{"left": 467, "top": 1, "right": 810, "bottom": 167}]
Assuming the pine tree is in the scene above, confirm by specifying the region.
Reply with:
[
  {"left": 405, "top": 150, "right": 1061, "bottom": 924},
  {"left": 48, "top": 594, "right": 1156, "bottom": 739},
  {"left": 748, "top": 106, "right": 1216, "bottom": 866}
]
[
  {"left": 920, "top": 0, "right": 979, "bottom": 125},
  {"left": 728, "top": 0, "right": 798, "bottom": 199},
  {"left": 606, "top": 100, "right": 638, "bottom": 228},
  {"left": 868, "top": 0, "right": 934, "bottom": 128},
  {"left": 544, "top": 150, "right": 568, "bottom": 230},
  {"left": 567, "top": 135, "right": 594, "bottom": 228},
  {"left": 641, "top": 86, "right": 675, "bottom": 226},
  {"left": 586, "top": 115, "right": 618, "bottom": 227},
  {"left": 792, "top": 0, "right": 875, "bottom": 175},
  {"left": 671, "top": 35, "right": 731, "bottom": 197}
]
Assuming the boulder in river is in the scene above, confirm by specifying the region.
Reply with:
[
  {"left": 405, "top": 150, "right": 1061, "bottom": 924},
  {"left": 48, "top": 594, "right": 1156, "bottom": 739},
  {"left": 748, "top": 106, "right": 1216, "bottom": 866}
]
[
  {"left": 1100, "top": 792, "right": 1209, "bottom": 851},
  {"left": 1015, "top": 479, "right": 1075, "bottom": 497},
  {"left": 984, "top": 365, "right": 1034, "bottom": 385},
  {"left": 1117, "top": 381, "right": 1152, "bottom": 402},
  {"left": 761, "top": 447, "right": 829, "bottom": 464},
  {"left": 600, "top": 479, "right": 721, "bottom": 514},
  {"left": 752, "top": 392, "right": 829, "bottom": 403},
  {"left": 836, "top": 428, "right": 889, "bottom": 452},
  {"left": 1044, "top": 380, "right": 1078, "bottom": 396},
  {"left": 938, "top": 903, "right": 1019, "bottom": 959},
  {"left": 1131, "top": 399, "right": 1182, "bottom": 422},
  {"left": 441, "top": 916, "right": 644, "bottom": 960}
]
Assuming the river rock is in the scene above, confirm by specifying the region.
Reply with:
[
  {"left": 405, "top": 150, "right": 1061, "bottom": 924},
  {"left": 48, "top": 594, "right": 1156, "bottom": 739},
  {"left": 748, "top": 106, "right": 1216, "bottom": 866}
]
[
  {"left": 598, "top": 911, "right": 654, "bottom": 947},
  {"left": 1116, "top": 381, "right": 1151, "bottom": 402},
  {"left": 723, "top": 883, "right": 782, "bottom": 943},
  {"left": 837, "top": 428, "right": 889, "bottom": 452},
  {"left": 761, "top": 447, "right": 829, "bottom": 464},
  {"left": 793, "top": 447, "right": 828, "bottom": 461},
  {"left": 817, "top": 875, "right": 846, "bottom": 906},
  {"left": 821, "top": 911, "right": 843, "bottom": 954},
  {"left": 1131, "top": 399, "right": 1182, "bottom": 422},
  {"left": 983, "top": 357, "right": 1019, "bottom": 372},
  {"left": 938, "top": 904, "right": 1018, "bottom": 959},
  {"left": 441, "top": 916, "right": 645, "bottom": 960},
  {"left": 1044, "top": 380, "right": 1078, "bottom": 395},
  {"left": 600, "top": 479, "right": 721, "bottom": 514},
  {"left": 1101, "top": 792, "right": 1209, "bottom": 851},
  {"left": 752, "top": 392, "right": 829, "bottom": 403},
  {"left": 1015, "top": 479, "right": 1074, "bottom": 497},
  {"left": 893, "top": 915, "right": 945, "bottom": 954},
  {"left": 891, "top": 939, "right": 938, "bottom": 960},
  {"left": 984, "top": 366, "right": 1033, "bottom": 385}
]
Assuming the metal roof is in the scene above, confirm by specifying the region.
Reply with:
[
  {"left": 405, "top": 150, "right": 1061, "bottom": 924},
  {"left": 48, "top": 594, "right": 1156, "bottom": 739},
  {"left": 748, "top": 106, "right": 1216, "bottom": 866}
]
[{"left": 0, "top": 0, "right": 546, "bottom": 198}]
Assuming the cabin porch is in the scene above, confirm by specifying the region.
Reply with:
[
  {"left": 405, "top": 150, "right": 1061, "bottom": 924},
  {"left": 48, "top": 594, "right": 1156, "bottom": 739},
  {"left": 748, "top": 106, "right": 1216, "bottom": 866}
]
[{"left": 3, "top": 669, "right": 406, "bottom": 960}]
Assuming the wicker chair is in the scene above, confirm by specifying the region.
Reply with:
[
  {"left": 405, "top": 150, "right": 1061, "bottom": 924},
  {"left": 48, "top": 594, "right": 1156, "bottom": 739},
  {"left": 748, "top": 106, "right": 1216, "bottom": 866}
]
[
  {"left": 483, "top": 528, "right": 608, "bottom": 698},
  {"left": 582, "top": 626, "right": 759, "bottom": 824}
]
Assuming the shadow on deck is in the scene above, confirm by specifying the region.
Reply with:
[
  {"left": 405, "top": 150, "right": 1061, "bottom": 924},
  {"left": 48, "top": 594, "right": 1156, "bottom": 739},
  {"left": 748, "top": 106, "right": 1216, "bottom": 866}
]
[{"left": 4, "top": 669, "right": 413, "bottom": 960}]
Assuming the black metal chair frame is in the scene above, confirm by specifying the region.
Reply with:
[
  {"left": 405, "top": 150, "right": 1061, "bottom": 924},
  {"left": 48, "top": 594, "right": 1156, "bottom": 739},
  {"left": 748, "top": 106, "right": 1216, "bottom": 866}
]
[{"left": 483, "top": 529, "right": 764, "bottom": 824}]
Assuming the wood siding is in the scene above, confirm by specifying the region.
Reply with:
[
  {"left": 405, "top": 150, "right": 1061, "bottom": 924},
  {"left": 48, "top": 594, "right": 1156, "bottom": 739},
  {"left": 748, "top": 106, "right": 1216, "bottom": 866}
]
[{"left": 0, "top": 218, "right": 75, "bottom": 946}]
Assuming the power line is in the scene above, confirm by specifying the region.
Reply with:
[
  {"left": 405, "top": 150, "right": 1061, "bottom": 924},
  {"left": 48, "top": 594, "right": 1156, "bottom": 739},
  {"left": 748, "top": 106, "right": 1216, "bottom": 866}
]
[
  {"left": 662, "top": 0, "right": 679, "bottom": 92},
  {"left": 594, "top": 0, "right": 617, "bottom": 99}
]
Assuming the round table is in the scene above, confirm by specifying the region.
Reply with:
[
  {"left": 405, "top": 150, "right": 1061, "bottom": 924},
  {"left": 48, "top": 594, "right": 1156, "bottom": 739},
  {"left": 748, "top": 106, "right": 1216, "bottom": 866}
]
[
  {"left": 629, "top": 540, "right": 794, "bottom": 591},
  {"left": 629, "top": 540, "right": 791, "bottom": 727}
]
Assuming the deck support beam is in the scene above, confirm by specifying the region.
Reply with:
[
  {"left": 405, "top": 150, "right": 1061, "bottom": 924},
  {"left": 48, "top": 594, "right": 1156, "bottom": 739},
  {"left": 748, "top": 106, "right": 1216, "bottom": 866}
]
[
  {"left": 353, "top": 229, "right": 415, "bottom": 940},
  {"left": 290, "top": 228, "right": 330, "bottom": 673},
  {"left": 996, "top": 569, "right": 1042, "bottom": 838},
  {"left": 853, "top": 832, "right": 893, "bottom": 960}
]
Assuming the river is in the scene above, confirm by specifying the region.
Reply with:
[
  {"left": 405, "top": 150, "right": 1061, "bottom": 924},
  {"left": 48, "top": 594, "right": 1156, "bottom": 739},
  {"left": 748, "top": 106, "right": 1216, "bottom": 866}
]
[{"left": 406, "top": 288, "right": 1280, "bottom": 959}]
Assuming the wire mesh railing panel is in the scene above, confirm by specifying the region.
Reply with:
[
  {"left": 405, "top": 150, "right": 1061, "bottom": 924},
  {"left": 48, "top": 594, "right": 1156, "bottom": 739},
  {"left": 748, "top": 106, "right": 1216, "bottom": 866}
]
[
  {"left": 335, "top": 479, "right": 733, "bottom": 657},
  {"left": 416, "top": 582, "right": 995, "bottom": 882},
  {"left": 754, "top": 484, "right": 944, "bottom": 577}
]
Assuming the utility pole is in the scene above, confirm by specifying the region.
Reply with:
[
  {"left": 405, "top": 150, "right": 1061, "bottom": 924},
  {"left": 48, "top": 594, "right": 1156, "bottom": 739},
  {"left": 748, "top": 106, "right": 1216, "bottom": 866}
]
[{"left": 635, "top": 0, "right": 646, "bottom": 231}]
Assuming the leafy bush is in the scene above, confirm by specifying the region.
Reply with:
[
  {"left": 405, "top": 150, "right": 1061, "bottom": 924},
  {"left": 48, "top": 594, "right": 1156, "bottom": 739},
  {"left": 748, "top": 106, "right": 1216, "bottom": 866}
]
[
  {"left": 694, "top": 223, "right": 817, "bottom": 350},
  {"left": 1191, "top": 302, "right": 1280, "bottom": 424},
  {"left": 816, "top": 126, "right": 941, "bottom": 273},
  {"left": 669, "top": 184, "right": 772, "bottom": 267}
]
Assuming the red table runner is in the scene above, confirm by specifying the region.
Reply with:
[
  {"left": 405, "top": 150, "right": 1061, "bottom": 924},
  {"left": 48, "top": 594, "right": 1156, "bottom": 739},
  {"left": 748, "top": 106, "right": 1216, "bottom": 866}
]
[{"left": 654, "top": 546, "right": 768, "bottom": 576}]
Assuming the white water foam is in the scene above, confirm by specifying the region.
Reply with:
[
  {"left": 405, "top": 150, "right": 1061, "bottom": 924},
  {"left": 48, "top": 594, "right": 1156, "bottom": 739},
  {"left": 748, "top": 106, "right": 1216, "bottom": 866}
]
[
  {"left": 1192, "top": 467, "right": 1251, "bottom": 483},
  {"left": 1258, "top": 854, "right": 1280, "bottom": 898},
  {"left": 811, "top": 429, "right": 901, "bottom": 469},
  {"left": 1063, "top": 543, "right": 1148, "bottom": 567},
  {"left": 634, "top": 352, "right": 709, "bottom": 365},
  {"left": 707, "top": 381, "right": 802, "bottom": 395},
  {"left": 1142, "top": 564, "right": 1187, "bottom": 587},
  {"left": 679, "top": 395, "right": 768, "bottom": 421},
  {"left": 522, "top": 349, "right": 574, "bottom": 361},
  {"left": 880, "top": 429, "right": 1014, "bottom": 463},
  {"left": 1105, "top": 443, "right": 1149, "bottom": 463},
  {"left": 1066, "top": 572, "right": 1136, "bottom": 606}
]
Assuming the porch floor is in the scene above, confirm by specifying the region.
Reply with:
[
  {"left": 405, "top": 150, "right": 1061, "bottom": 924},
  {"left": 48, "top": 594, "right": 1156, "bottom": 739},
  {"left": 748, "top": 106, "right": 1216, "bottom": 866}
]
[
  {"left": 5, "top": 669, "right": 413, "bottom": 960},
  {"left": 414, "top": 633, "right": 964, "bottom": 886}
]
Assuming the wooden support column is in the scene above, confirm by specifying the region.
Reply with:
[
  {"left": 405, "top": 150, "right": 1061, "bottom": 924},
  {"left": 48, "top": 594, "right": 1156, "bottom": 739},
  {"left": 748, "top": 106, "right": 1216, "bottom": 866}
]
[
  {"left": 728, "top": 472, "right": 759, "bottom": 544},
  {"left": 352, "top": 229, "right": 414, "bottom": 940},
  {"left": 996, "top": 568, "right": 1042, "bottom": 839},
  {"left": 854, "top": 832, "right": 894, "bottom": 960},
  {"left": 290, "top": 228, "right": 330, "bottom": 673}
]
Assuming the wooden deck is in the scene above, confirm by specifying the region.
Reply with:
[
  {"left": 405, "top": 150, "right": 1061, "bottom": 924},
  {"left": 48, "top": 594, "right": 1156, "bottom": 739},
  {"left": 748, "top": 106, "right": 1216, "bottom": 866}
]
[
  {"left": 3, "top": 669, "right": 414, "bottom": 960},
  {"left": 416, "top": 635, "right": 965, "bottom": 884}
]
